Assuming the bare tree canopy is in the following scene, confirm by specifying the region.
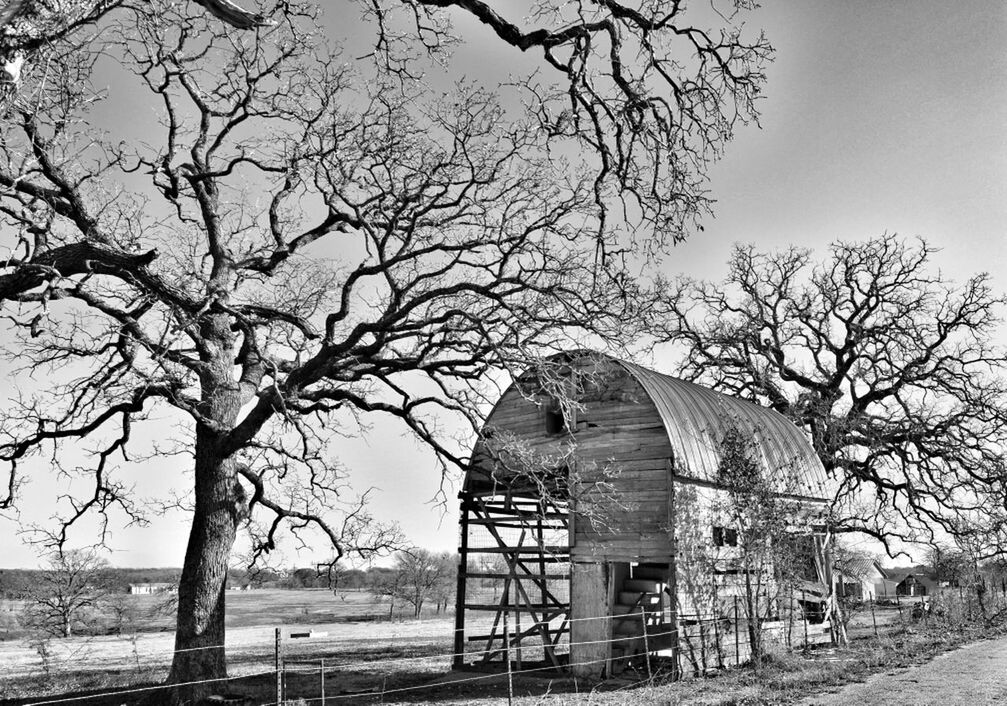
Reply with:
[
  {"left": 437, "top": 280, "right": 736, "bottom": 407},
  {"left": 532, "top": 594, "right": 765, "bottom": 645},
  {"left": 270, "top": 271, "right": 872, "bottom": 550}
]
[
  {"left": 663, "top": 237, "right": 1007, "bottom": 553},
  {"left": 1, "top": 0, "right": 769, "bottom": 245},
  {"left": 373, "top": 548, "right": 454, "bottom": 618},
  {"left": 22, "top": 548, "right": 109, "bottom": 639},
  {"left": 0, "top": 0, "right": 770, "bottom": 697}
]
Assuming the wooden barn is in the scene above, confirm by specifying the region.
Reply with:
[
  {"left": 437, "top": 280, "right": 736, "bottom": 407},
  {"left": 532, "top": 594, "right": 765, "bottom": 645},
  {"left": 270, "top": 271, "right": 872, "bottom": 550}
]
[{"left": 453, "top": 351, "right": 838, "bottom": 677}]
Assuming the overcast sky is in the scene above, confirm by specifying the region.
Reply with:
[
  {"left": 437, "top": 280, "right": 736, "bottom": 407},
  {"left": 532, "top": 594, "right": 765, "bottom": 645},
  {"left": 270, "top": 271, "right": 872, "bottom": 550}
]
[{"left": 2, "top": 1, "right": 1004, "bottom": 568}]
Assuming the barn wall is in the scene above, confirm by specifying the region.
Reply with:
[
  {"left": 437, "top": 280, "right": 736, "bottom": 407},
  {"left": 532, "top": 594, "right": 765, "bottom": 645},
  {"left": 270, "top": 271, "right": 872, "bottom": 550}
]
[
  {"left": 673, "top": 479, "right": 830, "bottom": 621},
  {"left": 473, "top": 357, "right": 675, "bottom": 563}
]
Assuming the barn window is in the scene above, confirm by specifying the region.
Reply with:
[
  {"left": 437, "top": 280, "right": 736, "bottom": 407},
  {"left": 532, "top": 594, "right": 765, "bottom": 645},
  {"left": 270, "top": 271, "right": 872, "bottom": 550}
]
[
  {"left": 544, "top": 398, "right": 566, "bottom": 435},
  {"left": 713, "top": 526, "right": 738, "bottom": 547}
]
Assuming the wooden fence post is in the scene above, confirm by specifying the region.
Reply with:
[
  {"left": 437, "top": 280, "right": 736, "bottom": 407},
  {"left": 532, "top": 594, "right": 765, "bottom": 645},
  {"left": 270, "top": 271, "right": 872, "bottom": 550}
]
[
  {"left": 801, "top": 589, "right": 808, "bottom": 649},
  {"left": 712, "top": 613, "right": 722, "bottom": 669},
  {"left": 786, "top": 590, "right": 793, "bottom": 648},
  {"left": 274, "top": 627, "right": 283, "bottom": 706},
  {"left": 320, "top": 657, "right": 326, "bottom": 706},
  {"left": 870, "top": 597, "right": 878, "bottom": 637},
  {"left": 642, "top": 609, "right": 653, "bottom": 680}
]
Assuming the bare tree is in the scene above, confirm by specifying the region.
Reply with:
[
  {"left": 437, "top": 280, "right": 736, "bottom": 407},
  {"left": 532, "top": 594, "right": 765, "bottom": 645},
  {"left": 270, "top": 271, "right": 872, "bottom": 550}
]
[
  {"left": 21, "top": 549, "right": 109, "bottom": 639},
  {"left": 381, "top": 548, "right": 454, "bottom": 618},
  {"left": 663, "top": 237, "right": 1007, "bottom": 552},
  {"left": 1, "top": 0, "right": 770, "bottom": 242},
  {"left": 0, "top": 0, "right": 771, "bottom": 697}
]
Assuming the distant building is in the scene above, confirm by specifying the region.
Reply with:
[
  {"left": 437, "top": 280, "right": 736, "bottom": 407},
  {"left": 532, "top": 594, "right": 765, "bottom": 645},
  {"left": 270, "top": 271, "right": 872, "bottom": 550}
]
[
  {"left": 835, "top": 556, "right": 888, "bottom": 601},
  {"left": 878, "top": 565, "right": 939, "bottom": 598},
  {"left": 128, "top": 582, "right": 176, "bottom": 595}
]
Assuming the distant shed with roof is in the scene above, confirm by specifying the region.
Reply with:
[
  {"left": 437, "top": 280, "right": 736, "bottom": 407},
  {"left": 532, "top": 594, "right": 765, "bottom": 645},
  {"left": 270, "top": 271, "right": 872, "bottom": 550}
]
[
  {"left": 454, "top": 351, "right": 836, "bottom": 677},
  {"left": 881, "top": 565, "right": 939, "bottom": 597},
  {"left": 836, "top": 556, "right": 889, "bottom": 600}
]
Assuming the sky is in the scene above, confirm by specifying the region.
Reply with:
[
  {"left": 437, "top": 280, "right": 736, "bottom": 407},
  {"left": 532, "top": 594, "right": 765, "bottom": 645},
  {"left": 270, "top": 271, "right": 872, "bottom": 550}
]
[{"left": 1, "top": 1, "right": 1005, "bottom": 568}]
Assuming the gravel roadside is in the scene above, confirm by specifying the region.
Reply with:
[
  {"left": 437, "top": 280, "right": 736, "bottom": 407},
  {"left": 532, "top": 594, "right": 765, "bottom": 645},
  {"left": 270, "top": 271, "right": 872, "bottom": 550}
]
[{"left": 797, "top": 634, "right": 1007, "bottom": 705}]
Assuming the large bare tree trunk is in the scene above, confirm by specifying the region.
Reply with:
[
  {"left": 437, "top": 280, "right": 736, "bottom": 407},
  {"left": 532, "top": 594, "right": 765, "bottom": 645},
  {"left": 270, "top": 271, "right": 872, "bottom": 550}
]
[
  {"left": 166, "top": 435, "right": 241, "bottom": 699},
  {"left": 166, "top": 314, "right": 246, "bottom": 701}
]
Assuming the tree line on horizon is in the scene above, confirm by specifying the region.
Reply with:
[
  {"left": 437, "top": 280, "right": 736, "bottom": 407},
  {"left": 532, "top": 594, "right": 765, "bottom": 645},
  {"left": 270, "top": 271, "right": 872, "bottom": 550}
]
[{"left": 1, "top": 546, "right": 458, "bottom": 640}]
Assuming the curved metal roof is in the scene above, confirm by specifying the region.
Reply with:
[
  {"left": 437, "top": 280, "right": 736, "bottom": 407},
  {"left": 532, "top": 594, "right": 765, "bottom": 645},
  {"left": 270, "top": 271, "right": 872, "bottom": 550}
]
[{"left": 615, "top": 357, "right": 831, "bottom": 499}]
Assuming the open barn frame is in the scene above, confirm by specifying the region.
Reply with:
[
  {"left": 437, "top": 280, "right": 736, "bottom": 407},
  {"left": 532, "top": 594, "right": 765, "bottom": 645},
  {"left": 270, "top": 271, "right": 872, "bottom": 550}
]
[{"left": 454, "top": 351, "right": 840, "bottom": 677}]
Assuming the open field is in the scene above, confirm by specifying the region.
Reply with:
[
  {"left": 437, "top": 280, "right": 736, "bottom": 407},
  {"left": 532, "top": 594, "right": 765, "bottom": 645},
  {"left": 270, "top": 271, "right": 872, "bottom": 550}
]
[
  {"left": 0, "top": 588, "right": 497, "bottom": 703},
  {"left": 2, "top": 589, "right": 1004, "bottom": 705}
]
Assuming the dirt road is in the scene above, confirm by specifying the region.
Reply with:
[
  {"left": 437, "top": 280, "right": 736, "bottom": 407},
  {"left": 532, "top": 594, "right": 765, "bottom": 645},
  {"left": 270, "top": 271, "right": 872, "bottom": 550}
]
[{"left": 798, "top": 635, "right": 1007, "bottom": 705}]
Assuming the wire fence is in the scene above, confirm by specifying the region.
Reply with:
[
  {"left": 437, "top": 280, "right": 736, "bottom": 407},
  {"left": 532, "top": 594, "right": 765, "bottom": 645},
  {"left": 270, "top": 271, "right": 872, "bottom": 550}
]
[
  {"left": 9, "top": 585, "right": 1003, "bottom": 705},
  {"left": 8, "top": 605, "right": 817, "bottom": 705}
]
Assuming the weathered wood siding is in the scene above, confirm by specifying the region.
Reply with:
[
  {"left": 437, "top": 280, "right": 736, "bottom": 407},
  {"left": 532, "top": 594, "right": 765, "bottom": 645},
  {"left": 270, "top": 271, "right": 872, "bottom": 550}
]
[
  {"left": 569, "top": 562, "right": 611, "bottom": 677},
  {"left": 471, "top": 357, "right": 674, "bottom": 563}
]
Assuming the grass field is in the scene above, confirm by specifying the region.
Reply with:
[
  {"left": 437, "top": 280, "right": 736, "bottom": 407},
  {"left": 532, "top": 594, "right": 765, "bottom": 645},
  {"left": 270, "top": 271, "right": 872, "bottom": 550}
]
[{"left": 1, "top": 590, "right": 1002, "bottom": 705}]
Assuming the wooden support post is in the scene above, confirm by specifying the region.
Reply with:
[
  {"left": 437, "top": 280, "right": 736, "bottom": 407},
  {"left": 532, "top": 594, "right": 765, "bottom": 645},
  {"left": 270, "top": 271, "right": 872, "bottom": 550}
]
[
  {"left": 453, "top": 498, "right": 470, "bottom": 669},
  {"left": 871, "top": 597, "right": 878, "bottom": 637},
  {"left": 538, "top": 505, "right": 547, "bottom": 661},
  {"left": 504, "top": 607, "right": 514, "bottom": 706}
]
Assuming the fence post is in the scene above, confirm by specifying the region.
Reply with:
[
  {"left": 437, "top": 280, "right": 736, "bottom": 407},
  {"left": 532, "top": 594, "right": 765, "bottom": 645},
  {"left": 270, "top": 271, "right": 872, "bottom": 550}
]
[
  {"left": 712, "top": 612, "right": 722, "bottom": 669},
  {"left": 870, "top": 597, "right": 878, "bottom": 637},
  {"left": 786, "top": 590, "right": 793, "bottom": 648},
  {"left": 801, "top": 590, "right": 808, "bottom": 649},
  {"left": 320, "top": 657, "right": 325, "bottom": 706},
  {"left": 734, "top": 597, "right": 740, "bottom": 666},
  {"left": 641, "top": 609, "right": 653, "bottom": 680},
  {"left": 274, "top": 627, "right": 283, "bottom": 706}
]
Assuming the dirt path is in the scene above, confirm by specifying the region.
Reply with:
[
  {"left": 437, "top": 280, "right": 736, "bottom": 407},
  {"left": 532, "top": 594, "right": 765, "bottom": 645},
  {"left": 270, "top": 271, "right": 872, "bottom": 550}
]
[{"left": 798, "top": 635, "right": 1007, "bottom": 705}]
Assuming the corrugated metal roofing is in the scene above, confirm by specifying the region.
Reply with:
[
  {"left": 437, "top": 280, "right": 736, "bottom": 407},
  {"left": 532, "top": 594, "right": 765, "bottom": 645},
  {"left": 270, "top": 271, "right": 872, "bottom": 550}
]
[{"left": 615, "top": 358, "right": 831, "bottom": 499}]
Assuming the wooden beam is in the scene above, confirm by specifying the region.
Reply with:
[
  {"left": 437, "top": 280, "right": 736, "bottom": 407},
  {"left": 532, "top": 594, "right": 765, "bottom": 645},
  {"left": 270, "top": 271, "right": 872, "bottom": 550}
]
[
  {"left": 453, "top": 498, "right": 470, "bottom": 669},
  {"left": 464, "top": 546, "right": 570, "bottom": 555},
  {"left": 462, "top": 571, "right": 570, "bottom": 580},
  {"left": 468, "top": 626, "right": 570, "bottom": 642}
]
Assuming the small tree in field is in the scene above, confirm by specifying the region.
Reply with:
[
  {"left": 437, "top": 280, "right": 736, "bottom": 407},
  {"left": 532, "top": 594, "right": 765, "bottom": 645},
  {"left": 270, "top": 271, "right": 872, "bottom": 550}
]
[
  {"left": 21, "top": 549, "right": 109, "bottom": 639},
  {"left": 385, "top": 548, "right": 454, "bottom": 618}
]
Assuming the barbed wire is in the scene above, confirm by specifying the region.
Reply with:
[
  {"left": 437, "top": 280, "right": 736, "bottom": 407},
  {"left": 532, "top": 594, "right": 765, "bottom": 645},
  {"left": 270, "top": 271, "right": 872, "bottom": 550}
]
[
  {"left": 10, "top": 601, "right": 838, "bottom": 705},
  {"left": 17, "top": 625, "right": 680, "bottom": 704},
  {"left": 25, "top": 668, "right": 277, "bottom": 705},
  {"left": 6, "top": 601, "right": 799, "bottom": 672},
  {"left": 268, "top": 634, "right": 679, "bottom": 705}
]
